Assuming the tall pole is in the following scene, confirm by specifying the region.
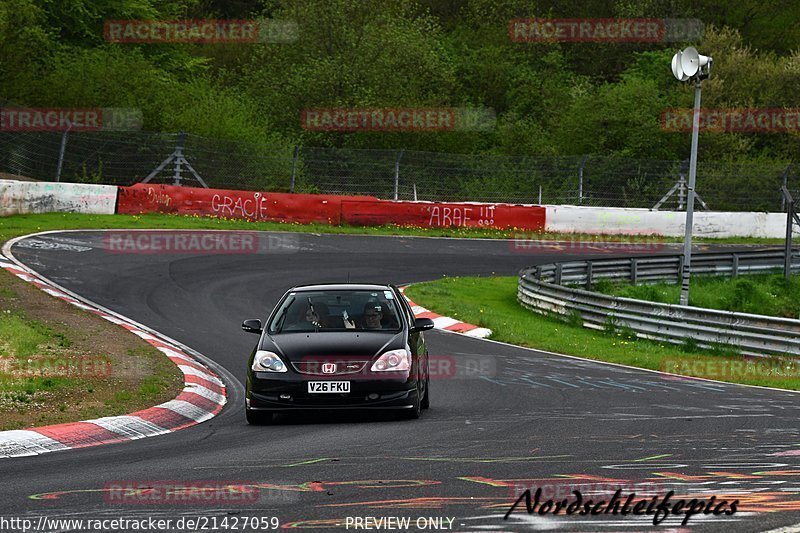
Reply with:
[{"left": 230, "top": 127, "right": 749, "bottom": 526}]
[
  {"left": 394, "top": 149, "right": 404, "bottom": 201},
  {"left": 290, "top": 145, "right": 299, "bottom": 193},
  {"left": 783, "top": 186, "right": 795, "bottom": 279},
  {"left": 55, "top": 124, "right": 72, "bottom": 182},
  {"left": 784, "top": 198, "right": 793, "bottom": 279},
  {"left": 679, "top": 79, "right": 702, "bottom": 306}
]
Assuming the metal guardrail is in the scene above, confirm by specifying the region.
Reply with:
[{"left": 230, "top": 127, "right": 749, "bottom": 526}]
[{"left": 518, "top": 249, "right": 800, "bottom": 357}]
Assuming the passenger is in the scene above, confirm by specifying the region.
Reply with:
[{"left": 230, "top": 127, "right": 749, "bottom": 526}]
[
  {"left": 380, "top": 301, "right": 400, "bottom": 329},
  {"left": 359, "top": 302, "right": 384, "bottom": 330}
]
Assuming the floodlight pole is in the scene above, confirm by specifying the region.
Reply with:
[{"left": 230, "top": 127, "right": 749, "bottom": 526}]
[{"left": 679, "top": 79, "right": 702, "bottom": 306}]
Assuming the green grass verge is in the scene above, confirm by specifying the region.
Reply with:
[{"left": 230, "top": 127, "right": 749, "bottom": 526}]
[
  {"left": 594, "top": 273, "right": 800, "bottom": 319},
  {"left": 0, "top": 312, "right": 79, "bottom": 403},
  {"left": 0, "top": 212, "right": 789, "bottom": 245},
  {"left": 0, "top": 253, "right": 183, "bottom": 430},
  {"left": 404, "top": 276, "right": 800, "bottom": 391}
]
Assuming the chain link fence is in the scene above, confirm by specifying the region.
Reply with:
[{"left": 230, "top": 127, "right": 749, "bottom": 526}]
[{"left": 0, "top": 129, "right": 794, "bottom": 211}]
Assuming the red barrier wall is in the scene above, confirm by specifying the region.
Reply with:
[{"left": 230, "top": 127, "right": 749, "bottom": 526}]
[
  {"left": 341, "top": 200, "right": 545, "bottom": 229},
  {"left": 117, "top": 184, "right": 546, "bottom": 230},
  {"left": 117, "top": 184, "right": 375, "bottom": 225}
]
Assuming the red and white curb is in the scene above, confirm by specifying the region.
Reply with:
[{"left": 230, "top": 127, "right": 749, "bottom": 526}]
[
  {"left": 400, "top": 287, "right": 492, "bottom": 338},
  {"left": 0, "top": 250, "right": 226, "bottom": 459}
]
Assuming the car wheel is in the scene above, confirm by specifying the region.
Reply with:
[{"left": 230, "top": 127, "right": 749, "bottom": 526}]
[
  {"left": 402, "top": 366, "right": 423, "bottom": 419},
  {"left": 402, "top": 390, "right": 421, "bottom": 419},
  {"left": 246, "top": 408, "right": 275, "bottom": 425},
  {"left": 421, "top": 360, "right": 430, "bottom": 410}
]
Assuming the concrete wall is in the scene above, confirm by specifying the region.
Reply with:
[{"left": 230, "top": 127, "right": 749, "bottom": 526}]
[
  {"left": 0, "top": 180, "right": 117, "bottom": 216},
  {"left": 0, "top": 178, "right": 791, "bottom": 238},
  {"left": 545, "top": 204, "right": 788, "bottom": 238}
]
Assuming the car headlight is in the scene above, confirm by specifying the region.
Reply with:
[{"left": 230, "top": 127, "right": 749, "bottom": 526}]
[
  {"left": 370, "top": 349, "right": 411, "bottom": 372},
  {"left": 252, "top": 350, "right": 288, "bottom": 373}
]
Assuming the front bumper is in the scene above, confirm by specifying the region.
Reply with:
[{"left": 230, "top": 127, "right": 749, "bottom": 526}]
[{"left": 246, "top": 371, "right": 418, "bottom": 410}]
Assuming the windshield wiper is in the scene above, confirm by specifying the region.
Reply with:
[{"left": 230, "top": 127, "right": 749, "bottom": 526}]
[{"left": 273, "top": 296, "right": 295, "bottom": 333}]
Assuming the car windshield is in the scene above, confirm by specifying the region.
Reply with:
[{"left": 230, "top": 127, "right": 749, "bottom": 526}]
[{"left": 269, "top": 289, "right": 403, "bottom": 333}]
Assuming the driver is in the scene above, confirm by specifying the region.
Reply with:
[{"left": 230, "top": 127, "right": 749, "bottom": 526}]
[{"left": 291, "top": 301, "right": 330, "bottom": 329}]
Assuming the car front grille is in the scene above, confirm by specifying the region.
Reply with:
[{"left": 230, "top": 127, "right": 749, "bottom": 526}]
[{"left": 291, "top": 360, "right": 370, "bottom": 375}]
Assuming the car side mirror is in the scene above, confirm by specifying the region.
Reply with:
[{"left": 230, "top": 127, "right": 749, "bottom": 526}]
[
  {"left": 242, "top": 319, "right": 263, "bottom": 334},
  {"left": 412, "top": 317, "right": 435, "bottom": 332}
]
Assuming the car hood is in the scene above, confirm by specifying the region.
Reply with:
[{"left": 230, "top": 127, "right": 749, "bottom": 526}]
[{"left": 262, "top": 331, "right": 405, "bottom": 362}]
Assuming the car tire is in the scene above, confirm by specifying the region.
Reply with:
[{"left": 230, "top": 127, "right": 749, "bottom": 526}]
[
  {"left": 246, "top": 408, "right": 275, "bottom": 425},
  {"left": 402, "top": 365, "right": 424, "bottom": 419},
  {"left": 402, "top": 390, "right": 421, "bottom": 419},
  {"left": 421, "top": 361, "right": 430, "bottom": 410}
]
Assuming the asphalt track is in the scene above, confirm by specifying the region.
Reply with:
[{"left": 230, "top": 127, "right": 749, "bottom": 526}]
[{"left": 2, "top": 230, "right": 799, "bottom": 533}]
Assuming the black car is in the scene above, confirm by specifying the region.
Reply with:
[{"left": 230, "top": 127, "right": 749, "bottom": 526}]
[{"left": 242, "top": 283, "right": 434, "bottom": 424}]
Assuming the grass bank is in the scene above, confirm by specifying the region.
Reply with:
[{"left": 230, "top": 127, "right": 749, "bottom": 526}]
[
  {"left": 404, "top": 276, "right": 800, "bottom": 391},
  {"left": 594, "top": 272, "right": 800, "bottom": 319},
  {"left": 0, "top": 268, "right": 183, "bottom": 430}
]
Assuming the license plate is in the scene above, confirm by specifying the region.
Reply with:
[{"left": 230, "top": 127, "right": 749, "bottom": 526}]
[{"left": 308, "top": 381, "right": 350, "bottom": 393}]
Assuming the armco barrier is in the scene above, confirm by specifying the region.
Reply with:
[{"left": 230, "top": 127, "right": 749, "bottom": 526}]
[
  {"left": 0, "top": 180, "right": 117, "bottom": 216},
  {"left": 518, "top": 249, "right": 800, "bottom": 357},
  {"left": 118, "top": 183, "right": 547, "bottom": 230}
]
